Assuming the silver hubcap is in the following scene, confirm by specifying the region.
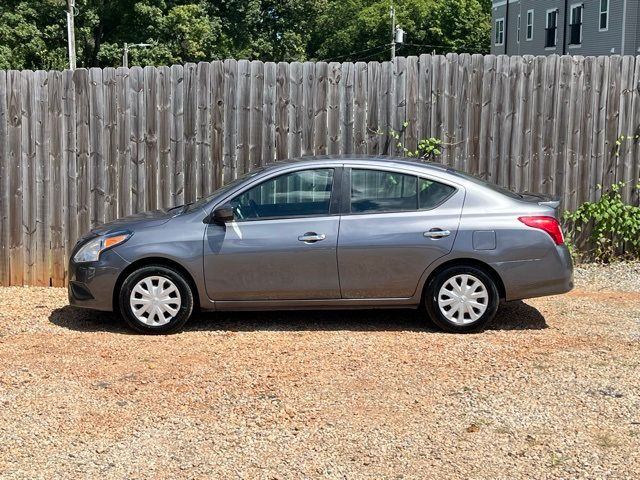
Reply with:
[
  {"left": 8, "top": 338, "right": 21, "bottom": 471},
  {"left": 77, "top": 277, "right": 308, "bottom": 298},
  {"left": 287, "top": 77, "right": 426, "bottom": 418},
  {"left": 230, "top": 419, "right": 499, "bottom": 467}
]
[
  {"left": 129, "top": 276, "right": 181, "bottom": 326},
  {"left": 437, "top": 274, "right": 489, "bottom": 325}
]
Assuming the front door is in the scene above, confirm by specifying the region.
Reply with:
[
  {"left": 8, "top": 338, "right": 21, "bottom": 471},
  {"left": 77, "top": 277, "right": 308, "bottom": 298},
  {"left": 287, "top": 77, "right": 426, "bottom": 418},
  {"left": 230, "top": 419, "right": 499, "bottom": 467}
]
[
  {"left": 203, "top": 168, "right": 341, "bottom": 301},
  {"left": 337, "top": 167, "right": 464, "bottom": 298}
]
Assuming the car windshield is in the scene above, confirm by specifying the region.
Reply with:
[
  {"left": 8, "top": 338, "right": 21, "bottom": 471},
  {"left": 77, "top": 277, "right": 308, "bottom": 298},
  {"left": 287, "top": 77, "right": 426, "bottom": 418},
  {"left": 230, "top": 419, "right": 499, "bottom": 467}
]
[{"left": 183, "top": 168, "right": 267, "bottom": 212}]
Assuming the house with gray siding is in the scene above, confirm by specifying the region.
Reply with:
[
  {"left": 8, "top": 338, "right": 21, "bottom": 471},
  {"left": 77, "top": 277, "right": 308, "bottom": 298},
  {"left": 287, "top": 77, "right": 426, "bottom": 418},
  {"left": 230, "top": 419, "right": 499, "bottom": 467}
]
[{"left": 491, "top": 1, "right": 640, "bottom": 56}]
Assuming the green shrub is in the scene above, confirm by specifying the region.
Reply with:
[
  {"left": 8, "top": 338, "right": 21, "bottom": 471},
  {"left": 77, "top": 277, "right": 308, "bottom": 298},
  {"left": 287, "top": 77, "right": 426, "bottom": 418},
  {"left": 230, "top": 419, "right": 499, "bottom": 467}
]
[{"left": 563, "top": 181, "right": 640, "bottom": 262}]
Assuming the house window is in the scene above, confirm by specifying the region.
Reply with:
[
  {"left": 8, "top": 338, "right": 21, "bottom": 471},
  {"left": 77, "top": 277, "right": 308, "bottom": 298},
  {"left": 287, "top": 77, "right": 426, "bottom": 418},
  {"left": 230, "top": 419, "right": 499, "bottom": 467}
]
[
  {"left": 545, "top": 9, "right": 558, "bottom": 48},
  {"left": 526, "top": 10, "right": 534, "bottom": 40},
  {"left": 516, "top": 14, "right": 521, "bottom": 43},
  {"left": 600, "top": 0, "right": 609, "bottom": 31},
  {"left": 495, "top": 18, "right": 504, "bottom": 46},
  {"left": 570, "top": 4, "right": 583, "bottom": 45}
]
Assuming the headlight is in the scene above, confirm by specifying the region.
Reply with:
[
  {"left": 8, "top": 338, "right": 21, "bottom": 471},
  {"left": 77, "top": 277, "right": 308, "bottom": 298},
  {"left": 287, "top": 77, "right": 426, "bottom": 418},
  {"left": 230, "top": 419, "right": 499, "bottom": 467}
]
[{"left": 73, "top": 232, "right": 131, "bottom": 263}]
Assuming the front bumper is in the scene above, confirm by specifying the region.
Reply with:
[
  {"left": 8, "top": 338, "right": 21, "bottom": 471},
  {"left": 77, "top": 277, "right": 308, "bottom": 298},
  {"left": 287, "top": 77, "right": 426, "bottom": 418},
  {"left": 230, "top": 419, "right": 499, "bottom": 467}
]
[{"left": 68, "top": 249, "right": 130, "bottom": 311}]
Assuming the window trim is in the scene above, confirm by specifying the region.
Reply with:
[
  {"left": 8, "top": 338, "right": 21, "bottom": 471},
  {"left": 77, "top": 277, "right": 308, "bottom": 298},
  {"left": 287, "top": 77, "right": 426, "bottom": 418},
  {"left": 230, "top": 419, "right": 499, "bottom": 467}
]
[
  {"left": 526, "top": 9, "right": 534, "bottom": 41},
  {"left": 599, "top": 0, "right": 609, "bottom": 32},
  {"left": 344, "top": 167, "right": 458, "bottom": 216},
  {"left": 495, "top": 17, "right": 505, "bottom": 46},
  {"left": 221, "top": 166, "right": 341, "bottom": 223},
  {"left": 569, "top": 3, "right": 583, "bottom": 46}
]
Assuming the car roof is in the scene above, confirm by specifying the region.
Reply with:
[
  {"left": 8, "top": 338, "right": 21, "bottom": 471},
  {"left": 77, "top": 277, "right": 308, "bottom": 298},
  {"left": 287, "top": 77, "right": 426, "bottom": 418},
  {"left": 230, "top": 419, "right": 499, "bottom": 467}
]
[{"left": 263, "top": 154, "right": 453, "bottom": 173}]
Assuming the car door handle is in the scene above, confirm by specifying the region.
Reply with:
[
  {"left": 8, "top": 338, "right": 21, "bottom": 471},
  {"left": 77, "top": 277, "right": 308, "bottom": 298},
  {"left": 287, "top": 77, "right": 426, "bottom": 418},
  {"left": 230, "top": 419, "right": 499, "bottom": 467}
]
[
  {"left": 298, "top": 232, "right": 326, "bottom": 243},
  {"left": 424, "top": 229, "right": 451, "bottom": 239}
]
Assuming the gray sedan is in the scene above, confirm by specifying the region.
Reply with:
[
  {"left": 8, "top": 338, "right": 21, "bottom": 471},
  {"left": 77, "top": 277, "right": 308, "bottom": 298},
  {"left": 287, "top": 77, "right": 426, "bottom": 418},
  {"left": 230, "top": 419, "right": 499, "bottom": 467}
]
[{"left": 68, "top": 156, "right": 573, "bottom": 334}]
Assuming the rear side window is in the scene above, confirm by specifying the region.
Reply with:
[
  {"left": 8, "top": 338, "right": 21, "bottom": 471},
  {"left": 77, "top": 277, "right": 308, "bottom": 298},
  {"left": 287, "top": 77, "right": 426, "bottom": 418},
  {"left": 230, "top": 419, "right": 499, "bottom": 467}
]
[
  {"left": 350, "top": 169, "right": 455, "bottom": 213},
  {"left": 419, "top": 178, "right": 456, "bottom": 210},
  {"left": 351, "top": 169, "right": 417, "bottom": 213}
]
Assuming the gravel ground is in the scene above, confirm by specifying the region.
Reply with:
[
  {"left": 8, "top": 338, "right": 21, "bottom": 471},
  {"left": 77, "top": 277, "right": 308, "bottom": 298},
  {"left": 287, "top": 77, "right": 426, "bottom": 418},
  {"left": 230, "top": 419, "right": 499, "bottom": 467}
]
[{"left": 1, "top": 264, "right": 639, "bottom": 479}]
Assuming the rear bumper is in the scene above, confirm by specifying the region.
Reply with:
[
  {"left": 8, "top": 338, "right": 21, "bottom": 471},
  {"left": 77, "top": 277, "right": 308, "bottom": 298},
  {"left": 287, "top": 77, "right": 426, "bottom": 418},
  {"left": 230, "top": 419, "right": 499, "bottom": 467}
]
[
  {"left": 492, "top": 245, "right": 574, "bottom": 301},
  {"left": 68, "top": 249, "right": 129, "bottom": 311}
]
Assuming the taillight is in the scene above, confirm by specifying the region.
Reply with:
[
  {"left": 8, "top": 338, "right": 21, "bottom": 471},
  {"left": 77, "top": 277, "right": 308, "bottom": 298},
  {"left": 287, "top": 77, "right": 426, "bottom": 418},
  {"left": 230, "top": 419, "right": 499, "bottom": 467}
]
[{"left": 518, "top": 216, "right": 565, "bottom": 245}]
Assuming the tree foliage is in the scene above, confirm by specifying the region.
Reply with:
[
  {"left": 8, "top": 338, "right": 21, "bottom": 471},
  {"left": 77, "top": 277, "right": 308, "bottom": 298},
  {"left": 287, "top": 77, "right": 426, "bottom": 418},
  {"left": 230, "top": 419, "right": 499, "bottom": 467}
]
[{"left": 0, "top": 0, "right": 491, "bottom": 70}]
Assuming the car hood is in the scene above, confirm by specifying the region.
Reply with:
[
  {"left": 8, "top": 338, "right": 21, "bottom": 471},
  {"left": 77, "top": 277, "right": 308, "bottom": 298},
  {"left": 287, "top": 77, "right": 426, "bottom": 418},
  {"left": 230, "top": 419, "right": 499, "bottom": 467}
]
[{"left": 90, "top": 209, "right": 176, "bottom": 236}]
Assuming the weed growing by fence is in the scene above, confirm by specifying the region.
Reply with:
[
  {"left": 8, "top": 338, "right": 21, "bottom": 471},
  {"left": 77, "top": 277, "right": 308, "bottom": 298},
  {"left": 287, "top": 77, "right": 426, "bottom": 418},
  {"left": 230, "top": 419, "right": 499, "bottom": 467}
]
[{"left": 563, "top": 182, "right": 640, "bottom": 262}]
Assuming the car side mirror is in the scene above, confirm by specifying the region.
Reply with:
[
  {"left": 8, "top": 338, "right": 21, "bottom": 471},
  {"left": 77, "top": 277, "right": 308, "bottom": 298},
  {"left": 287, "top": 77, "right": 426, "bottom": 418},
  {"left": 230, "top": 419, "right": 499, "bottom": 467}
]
[{"left": 211, "top": 204, "right": 234, "bottom": 224}]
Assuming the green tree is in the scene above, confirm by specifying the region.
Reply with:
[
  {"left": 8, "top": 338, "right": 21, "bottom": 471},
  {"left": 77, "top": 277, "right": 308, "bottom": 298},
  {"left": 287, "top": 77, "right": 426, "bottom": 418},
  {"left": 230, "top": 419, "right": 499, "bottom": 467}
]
[{"left": 0, "top": 0, "right": 491, "bottom": 70}]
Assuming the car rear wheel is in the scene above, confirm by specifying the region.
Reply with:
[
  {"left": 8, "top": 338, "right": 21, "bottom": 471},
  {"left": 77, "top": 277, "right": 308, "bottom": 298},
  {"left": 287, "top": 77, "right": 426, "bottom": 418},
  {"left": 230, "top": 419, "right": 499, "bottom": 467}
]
[
  {"left": 425, "top": 265, "right": 499, "bottom": 333},
  {"left": 119, "top": 265, "right": 193, "bottom": 334}
]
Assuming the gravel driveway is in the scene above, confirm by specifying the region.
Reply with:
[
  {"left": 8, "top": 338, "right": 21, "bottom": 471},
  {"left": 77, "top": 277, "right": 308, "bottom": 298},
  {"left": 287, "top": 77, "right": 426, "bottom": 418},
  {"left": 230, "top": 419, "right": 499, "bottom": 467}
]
[{"left": 1, "top": 264, "right": 639, "bottom": 479}]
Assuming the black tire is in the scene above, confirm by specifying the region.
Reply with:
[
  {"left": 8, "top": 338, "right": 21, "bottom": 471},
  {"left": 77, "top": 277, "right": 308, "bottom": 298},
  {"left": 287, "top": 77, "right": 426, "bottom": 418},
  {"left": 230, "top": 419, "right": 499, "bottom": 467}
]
[
  {"left": 424, "top": 265, "right": 499, "bottom": 333},
  {"left": 118, "top": 265, "right": 194, "bottom": 334}
]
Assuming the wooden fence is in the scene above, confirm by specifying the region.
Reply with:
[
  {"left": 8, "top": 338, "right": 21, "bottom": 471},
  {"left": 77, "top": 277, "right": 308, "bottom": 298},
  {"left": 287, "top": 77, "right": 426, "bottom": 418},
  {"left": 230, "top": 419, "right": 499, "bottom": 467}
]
[{"left": 1, "top": 54, "right": 640, "bottom": 286}]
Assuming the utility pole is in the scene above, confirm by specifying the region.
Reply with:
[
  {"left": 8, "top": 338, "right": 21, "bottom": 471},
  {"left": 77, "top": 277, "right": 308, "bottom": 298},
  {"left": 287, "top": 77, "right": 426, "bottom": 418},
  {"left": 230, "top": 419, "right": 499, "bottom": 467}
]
[
  {"left": 66, "top": 0, "right": 76, "bottom": 69},
  {"left": 123, "top": 43, "right": 152, "bottom": 68},
  {"left": 390, "top": 4, "right": 396, "bottom": 62}
]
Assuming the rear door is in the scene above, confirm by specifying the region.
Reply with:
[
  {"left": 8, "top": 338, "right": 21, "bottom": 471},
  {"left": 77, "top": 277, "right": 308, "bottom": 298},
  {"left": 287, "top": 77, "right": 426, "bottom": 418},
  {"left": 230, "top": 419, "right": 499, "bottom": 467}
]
[
  {"left": 337, "top": 167, "right": 464, "bottom": 299},
  {"left": 203, "top": 167, "right": 342, "bottom": 301}
]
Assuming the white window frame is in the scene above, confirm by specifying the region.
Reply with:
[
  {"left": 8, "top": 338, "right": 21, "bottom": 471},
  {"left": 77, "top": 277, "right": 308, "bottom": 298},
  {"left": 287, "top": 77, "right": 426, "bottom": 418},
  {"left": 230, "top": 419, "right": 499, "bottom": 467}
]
[
  {"left": 495, "top": 18, "right": 505, "bottom": 46},
  {"left": 526, "top": 9, "right": 534, "bottom": 41},
  {"left": 599, "top": 0, "right": 609, "bottom": 31},
  {"left": 516, "top": 14, "right": 521, "bottom": 43},
  {"left": 546, "top": 8, "right": 559, "bottom": 49},
  {"left": 570, "top": 3, "right": 583, "bottom": 46}
]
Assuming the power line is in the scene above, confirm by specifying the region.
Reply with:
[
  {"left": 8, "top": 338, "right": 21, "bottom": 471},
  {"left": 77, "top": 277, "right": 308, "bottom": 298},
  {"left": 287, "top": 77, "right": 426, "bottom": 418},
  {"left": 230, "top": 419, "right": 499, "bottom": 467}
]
[{"left": 318, "top": 43, "right": 389, "bottom": 63}]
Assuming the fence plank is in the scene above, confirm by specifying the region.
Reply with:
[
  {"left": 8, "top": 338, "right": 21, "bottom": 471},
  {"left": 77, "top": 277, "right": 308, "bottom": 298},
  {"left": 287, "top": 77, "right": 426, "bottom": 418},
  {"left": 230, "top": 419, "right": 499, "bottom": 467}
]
[
  {"left": 262, "top": 62, "right": 276, "bottom": 166},
  {"left": 223, "top": 60, "right": 238, "bottom": 180},
  {"left": 115, "top": 68, "right": 131, "bottom": 218},
  {"left": 8, "top": 71, "right": 23, "bottom": 285},
  {"left": 249, "top": 60, "right": 264, "bottom": 170},
  {"left": 48, "top": 71, "right": 65, "bottom": 286},
  {"left": 129, "top": 66, "right": 144, "bottom": 212},
  {"left": 340, "top": 62, "right": 354, "bottom": 154},
  {"left": 34, "top": 70, "right": 49, "bottom": 286},
  {"left": 236, "top": 60, "right": 251, "bottom": 172},
  {"left": 353, "top": 62, "right": 367, "bottom": 154},
  {"left": 211, "top": 61, "right": 225, "bottom": 185},
  {"left": 103, "top": 68, "right": 118, "bottom": 221},
  {"left": 0, "top": 71, "right": 8, "bottom": 286},
  {"left": 314, "top": 61, "right": 329, "bottom": 155},
  {"left": 603, "top": 56, "right": 622, "bottom": 191},
  {"left": 63, "top": 70, "right": 77, "bottom": 268},
  {"left": 170, "top": 65, "right": 184, "bottom": 204},
  {"left": 157, "top": 66, "right": 171, "bottom": 208},
  {"left": 21, "top": 70, "right": 36, "bottom": 285},
  {"left": 196, "top": 62, "right": 210, "bottom": 196},
  {"left": 144, "top": 66, "right": 159, "bottom": 208},
  {"left": 275, "top": 62, "right": 290, "bottom": 161},
  {"left": 366, "top": 61, "right": 380, "bottom": 154},
  {"left": 88, "top": 68, "right": 104, "bottom": 226},
  {"left": 183, "top": 63, "right": 197, "bottom": 200}
]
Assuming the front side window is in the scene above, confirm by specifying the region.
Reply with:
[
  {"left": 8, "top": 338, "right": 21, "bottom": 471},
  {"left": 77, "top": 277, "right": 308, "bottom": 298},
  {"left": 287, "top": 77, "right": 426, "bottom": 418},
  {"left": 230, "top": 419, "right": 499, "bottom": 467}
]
[
  {"left": 230, "top": 168, "right": 334, "bottom": 220},
  {"left": 600, "top": 0, "right": 609, "bottom": 31},
  {"left": 526, "top": 10, "right": 534, "bottom": 40},
  {"left": 350, "top": 169, "right": 455, "bottom": 214},
  {"left": 570, "top": 4, "right": 583, "bottom": 45},
  {"left": 495, "top": 18, "right": 505, "bottom": 46},
  {"left": 516, "top": 14, "right": 521, "bottom": 43}
]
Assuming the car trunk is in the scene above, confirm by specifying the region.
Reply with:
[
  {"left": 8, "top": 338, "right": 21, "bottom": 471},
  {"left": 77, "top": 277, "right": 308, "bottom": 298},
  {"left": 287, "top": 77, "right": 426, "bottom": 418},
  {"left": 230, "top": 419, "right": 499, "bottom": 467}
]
[{"left": 517, "top": 192, "right": 561, "bottom": 217}]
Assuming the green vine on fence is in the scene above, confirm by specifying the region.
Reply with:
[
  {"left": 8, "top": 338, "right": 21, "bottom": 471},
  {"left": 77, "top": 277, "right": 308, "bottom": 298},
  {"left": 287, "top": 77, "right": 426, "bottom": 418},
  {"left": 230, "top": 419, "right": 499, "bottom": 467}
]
[
  {"left": 563, "top": 181, "right": 640, "bottom": 262},
  {"left": 378, "top": 122, "right": 443, "bottom": 161}
]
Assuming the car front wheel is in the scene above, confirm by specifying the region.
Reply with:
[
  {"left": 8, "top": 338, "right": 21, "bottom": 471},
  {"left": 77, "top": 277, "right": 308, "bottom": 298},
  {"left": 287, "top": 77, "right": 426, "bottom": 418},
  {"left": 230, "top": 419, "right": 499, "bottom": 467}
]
[
  {"left": 119, "top": 265, "right": 194, "bottom": 334},
  {"left": 425, "top": 265, "right": 499, "bottom": 333}
]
